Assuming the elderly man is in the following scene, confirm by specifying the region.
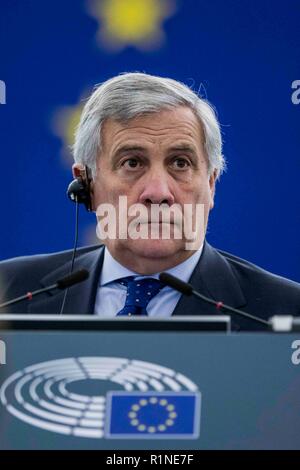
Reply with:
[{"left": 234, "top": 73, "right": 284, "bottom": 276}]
[{"left": 0, "top": 73, "right": 300, "bottom": 329}]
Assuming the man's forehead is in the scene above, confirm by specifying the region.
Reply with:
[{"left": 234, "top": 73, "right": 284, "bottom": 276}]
[{"left": 100, "top": 107, "right": 204, "bottom": 150}]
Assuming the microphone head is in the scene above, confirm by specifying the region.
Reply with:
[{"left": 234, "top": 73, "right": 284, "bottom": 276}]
[
  {"left": 159, "top": 272, "right": 193, "bottom": 296},
  {"left": 56, "top": 269, "right": 89, "bottom": 289}
]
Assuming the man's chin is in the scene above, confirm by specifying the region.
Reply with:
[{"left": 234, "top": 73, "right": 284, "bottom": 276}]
[{"left": 123, "top": 238, "right": 185, "bottom": 259}]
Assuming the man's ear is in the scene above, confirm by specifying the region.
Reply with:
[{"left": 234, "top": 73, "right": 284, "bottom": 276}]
[
  {"left": 209, "top": 169, "right": 218, "bottom": 210},
  {"left": 71, "top": 163, "right": 95, "bottom": 212},
  {"left": 72, "top": 163, "right": 85, "bottom": 179}
]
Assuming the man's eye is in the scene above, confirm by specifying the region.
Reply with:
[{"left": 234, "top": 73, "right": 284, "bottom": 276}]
[
  {"left": 121, "top": 158, "right": 143, "bottom": 169},
  {"left": 171, "top": 158, "right": 190, "bottom": 169}
]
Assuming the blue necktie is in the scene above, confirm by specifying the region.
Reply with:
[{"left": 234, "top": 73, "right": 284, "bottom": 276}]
[{"left": 116, "top": 277, "right": 165, "bottom": 316}]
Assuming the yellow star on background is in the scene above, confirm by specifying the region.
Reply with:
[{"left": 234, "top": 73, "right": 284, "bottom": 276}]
[
  {"left": 87, "top": 0, "right": 177, "bottom": 51},
  {"left": 51, "top": 94, "right": 89, "bottom": 168}
]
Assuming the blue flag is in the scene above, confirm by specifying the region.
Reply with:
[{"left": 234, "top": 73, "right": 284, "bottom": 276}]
[{"left": 105, "top": 391, "right": 201, "bottom": 439}]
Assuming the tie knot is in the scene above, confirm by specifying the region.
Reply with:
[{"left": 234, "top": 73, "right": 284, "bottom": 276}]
[{"left": 118, "top": 277, "right": 164, "bottom": 311}]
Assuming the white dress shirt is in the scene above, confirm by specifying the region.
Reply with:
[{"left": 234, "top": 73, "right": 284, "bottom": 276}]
[{"left": 94, "top": 246, "right": 203, "bottom": 317}]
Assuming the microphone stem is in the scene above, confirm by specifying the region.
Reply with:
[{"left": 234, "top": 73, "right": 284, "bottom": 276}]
[
  {"left": 0, "top": 283, "right": 58, "bottom": 309},
  {"left": 192, "top": 290, "right": 269, "bottom": 326}
]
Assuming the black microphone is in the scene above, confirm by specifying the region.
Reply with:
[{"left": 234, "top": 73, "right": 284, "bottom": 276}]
[
  {"left": 0, "top": 269, "right": 89, "bottom": 309},
  {"left": 56, "top": 270, "right": 89, "bottom": 289},
  {"left": 159, "top": 272, "right": 269, "bottom": 327}
]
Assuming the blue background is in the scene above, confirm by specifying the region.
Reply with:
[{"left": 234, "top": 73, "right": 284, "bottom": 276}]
[{"left": 0, "top": 0, "right": 299, "bottom": 281}]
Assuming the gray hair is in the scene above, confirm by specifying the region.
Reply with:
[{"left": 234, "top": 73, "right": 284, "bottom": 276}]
[{"left": 72, "top": 72, "right": 225, "bottom": 178}]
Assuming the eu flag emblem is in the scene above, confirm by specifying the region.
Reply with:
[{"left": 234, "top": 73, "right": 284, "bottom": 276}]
[{"left": 105, "top": 391, "right": 201, "bottom": 439}]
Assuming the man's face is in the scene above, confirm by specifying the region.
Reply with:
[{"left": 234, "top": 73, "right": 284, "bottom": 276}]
[{"left": 88, "top": 106, "right": 216, "bottom": 273}]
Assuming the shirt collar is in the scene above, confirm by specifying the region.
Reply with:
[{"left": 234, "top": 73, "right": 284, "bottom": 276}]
[{"left": 100, "top": 245, "right": 203, "bottom": 286}]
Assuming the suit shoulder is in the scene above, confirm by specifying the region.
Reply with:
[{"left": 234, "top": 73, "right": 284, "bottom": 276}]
[
  {"left": 216, "top": 246, "right": 300, "bottom": 298},
  {"left": 0, "top": 245, "right": 101, "bottom": 288},
  {"left": 0, "top": 244, "right": 100, "bottom": 269}
]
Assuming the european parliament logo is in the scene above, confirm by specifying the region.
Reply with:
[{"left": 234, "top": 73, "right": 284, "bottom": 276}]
[
  {"left": 105, "top": 391, "right": 200, "bottom": 439},
  {"left": 0, "top": 357, "right": 201, "bottom": 439}
]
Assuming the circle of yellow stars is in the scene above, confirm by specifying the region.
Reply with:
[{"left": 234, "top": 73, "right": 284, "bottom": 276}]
[{"left": 128, "top": 396, "right": 177, "bottom": 433}]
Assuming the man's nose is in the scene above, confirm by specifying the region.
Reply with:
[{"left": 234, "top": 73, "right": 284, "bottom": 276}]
[{"left": 138, "top": 171, "right": 175, "bottom": 206}]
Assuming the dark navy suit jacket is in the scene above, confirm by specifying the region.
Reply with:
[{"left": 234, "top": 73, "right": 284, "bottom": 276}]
[{"left": 0, "top": 241, "right": 300, "bottom": 330}]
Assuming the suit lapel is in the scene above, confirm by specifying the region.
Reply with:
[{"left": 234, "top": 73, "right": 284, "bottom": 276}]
[
  {"left": 172, "top": 241, "right": 246, "bottom": 330},
  {"left": 26, "top": 241, "right": 246, "bottom": 328},
  {"left": 28, "top": 246, "right": 105, "bottom": 314}
]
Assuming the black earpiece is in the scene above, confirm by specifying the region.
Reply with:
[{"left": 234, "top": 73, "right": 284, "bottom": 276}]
[{"left": 67, "top": 165, "right": 93, "bottom": 212}]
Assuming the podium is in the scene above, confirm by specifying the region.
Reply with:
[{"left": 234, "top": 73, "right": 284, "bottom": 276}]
[{"left": 0, "top": 315, "right": 300, "bottom": 450}]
